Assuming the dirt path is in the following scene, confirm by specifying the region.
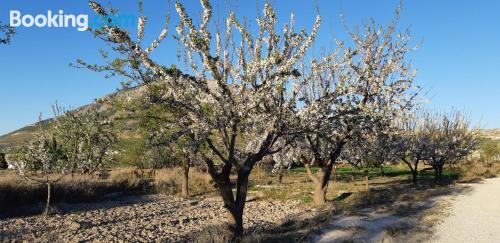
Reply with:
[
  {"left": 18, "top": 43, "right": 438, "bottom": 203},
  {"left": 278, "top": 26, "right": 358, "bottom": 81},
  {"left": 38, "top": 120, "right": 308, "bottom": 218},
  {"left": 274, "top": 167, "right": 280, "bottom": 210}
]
[{"left": 432, "top": 177, "right": 500, "bottom": 243}]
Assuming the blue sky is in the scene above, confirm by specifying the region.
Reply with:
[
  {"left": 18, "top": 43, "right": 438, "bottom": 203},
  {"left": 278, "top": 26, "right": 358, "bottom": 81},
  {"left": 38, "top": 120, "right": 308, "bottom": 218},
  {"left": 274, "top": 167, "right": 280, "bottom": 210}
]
[{"left": 0, "top": 0, "right": 499, "bottom": 135}]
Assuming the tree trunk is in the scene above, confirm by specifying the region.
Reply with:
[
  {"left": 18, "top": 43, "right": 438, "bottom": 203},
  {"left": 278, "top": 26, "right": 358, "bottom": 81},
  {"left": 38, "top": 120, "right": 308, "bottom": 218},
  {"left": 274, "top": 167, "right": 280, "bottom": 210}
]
[
  {"left": 402, "top": 158, "right": 419, "bottom": 186},
  {"left": 411, "top": 169, "right": 418, "bottom": 186},
  {"left": 380, "top": 166, "right": 385, "bottom": 177},
  {"left": 306, "top": 165, "right": 331, "bottom": 206},
  {"left": 277, "top": 168, "right": 284, "bottom": 184},
  {"left": 365, "top": 175, "right": 369, "bottom": 190},
  {"left": 313, "top": 178, "right": 327, "bottom": 205},
  {"left": 434, "top": 166, "right": 439, "bottom": 184},
  {"left": 233, "top": 170, "right": 250, "bottom": 238},
  {"left": 333, "top": 165, "right": 337, "bottom": 181},
  {"left": 181, "top": 164, "right": 190, "bottom": 198},
  {"left": 216, "top": 181, "right": 243, "bottom": 238},
  {"left": 437, "top": 165, "right": 444, "bottom": 183},
  {"left": 258, "top": 162, "right": 263, "bottom": 183},
  {"left": 226, "top": 205, "right": 243, "bottom": 239},
  {"left": 43, "top": 182, "right": 51, "bottom": 217},
  {"left": 213, "top": 168, "right": 250, "bottom": 240}
]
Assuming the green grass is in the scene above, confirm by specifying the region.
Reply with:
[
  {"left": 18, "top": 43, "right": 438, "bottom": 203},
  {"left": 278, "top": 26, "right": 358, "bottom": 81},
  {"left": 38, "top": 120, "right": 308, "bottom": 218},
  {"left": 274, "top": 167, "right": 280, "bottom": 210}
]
[
  {"left": 290, "top": 166, "right": 410, "bottom": 176},
  {"left": 289, "top": 165, "right": 459, "bottom": 179}
]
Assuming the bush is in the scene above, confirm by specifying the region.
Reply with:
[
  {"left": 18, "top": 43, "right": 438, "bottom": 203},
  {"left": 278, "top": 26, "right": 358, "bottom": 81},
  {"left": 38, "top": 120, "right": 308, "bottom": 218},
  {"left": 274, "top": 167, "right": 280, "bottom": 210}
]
[{"left": 458, "top": 160, "right": 500, "bottom": 182}]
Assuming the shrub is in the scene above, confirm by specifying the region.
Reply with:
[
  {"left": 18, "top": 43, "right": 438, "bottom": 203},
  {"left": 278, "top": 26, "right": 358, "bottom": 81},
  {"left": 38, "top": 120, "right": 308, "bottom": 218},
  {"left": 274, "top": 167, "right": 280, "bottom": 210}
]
[{"left": 458, "top": 159, "right": 500, "bottom": 182}]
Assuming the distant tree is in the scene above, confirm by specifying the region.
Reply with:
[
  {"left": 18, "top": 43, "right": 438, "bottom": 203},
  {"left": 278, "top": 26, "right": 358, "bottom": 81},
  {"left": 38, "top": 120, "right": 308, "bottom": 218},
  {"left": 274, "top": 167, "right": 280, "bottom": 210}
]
[
  {"left": 393, "top": 111, "right": 477, "bottom": 185},
  {"left": 149, "top": 135, "right": 203, "bottom": 198},
  {"left": 12, "top": 116, "right": 71, "bottom": 216},
  {"left": 393, "top": 113, "right": 431, "bottom": 186},
  {"left": 116, "top": 138, "right": 150, "bottom": 177},
  {"left": 0, "top": 22, "right": 15, "bottom": 45},
  {"left": 342, "top": 119, "right": 399, "bottom": 177},
  {"left": 112, "top": 84, "right": 204, "bottom": 197},
  {"left": 268, "top": 140, "right": 298, "bottom": 184},
  {"left": 338, "top": 120, "right": 400, "bottom": 189},
  {"left": 0, "top": 152, "right": 8, "bottom": 170},
  {"left": 424, "top": 111, "right": 478, "bottom": 183}
]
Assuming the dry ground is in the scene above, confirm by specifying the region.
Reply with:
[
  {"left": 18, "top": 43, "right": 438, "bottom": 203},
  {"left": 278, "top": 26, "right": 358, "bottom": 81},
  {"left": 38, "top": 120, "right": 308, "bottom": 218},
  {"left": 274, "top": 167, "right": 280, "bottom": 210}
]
[
  {"left": 0, "top": 194, "right": 316, "bottom": 242},
  {"left": 0, "top": 161, "right": 498, "bottom": 242}
]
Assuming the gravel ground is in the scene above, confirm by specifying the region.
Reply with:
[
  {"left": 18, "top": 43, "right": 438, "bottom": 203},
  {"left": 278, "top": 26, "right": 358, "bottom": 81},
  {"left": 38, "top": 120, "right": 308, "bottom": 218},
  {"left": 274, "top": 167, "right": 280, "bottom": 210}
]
[
  {"left": 431, "top": 177, "right": 500, "bottom": 243},
  {"left": 0, "top": 194, "right": 316, "bottom": 242}
]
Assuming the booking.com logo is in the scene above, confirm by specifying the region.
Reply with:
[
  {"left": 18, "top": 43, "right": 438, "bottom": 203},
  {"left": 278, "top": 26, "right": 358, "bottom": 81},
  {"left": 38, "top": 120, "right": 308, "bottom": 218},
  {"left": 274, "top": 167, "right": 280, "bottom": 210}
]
[{"left": 9, "top": 10, "right": 136, "bottom": 32}]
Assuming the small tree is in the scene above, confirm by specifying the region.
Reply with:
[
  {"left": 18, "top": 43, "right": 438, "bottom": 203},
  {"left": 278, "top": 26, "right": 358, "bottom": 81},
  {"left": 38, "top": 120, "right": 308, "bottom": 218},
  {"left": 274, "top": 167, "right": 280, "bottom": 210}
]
[
  {"left": 393, "top": 113, "right": 430, "bottom": 186},
  {"left": 343, "top": 119, "right": 399, "bottom": 174},
  {"left": 425, "top": 111, "right": 478, "bottom": 183},
  {"left": 268, "top": 141, "right": 298, "bottom": 184},
  {"left": 13, "top": 118, "right": 71, "bottom": 216},
  {"left": 340, "top": 122, "right": 398, "bottom": 189},
  {"left": 147, "top": 121, "right": 204, "bottom": 198},
  {"left": 117, "top": 138, "right": 151, "bottom": 178},
  {"left": 53, "top": 106, "right": 116, "bottom": 176}
]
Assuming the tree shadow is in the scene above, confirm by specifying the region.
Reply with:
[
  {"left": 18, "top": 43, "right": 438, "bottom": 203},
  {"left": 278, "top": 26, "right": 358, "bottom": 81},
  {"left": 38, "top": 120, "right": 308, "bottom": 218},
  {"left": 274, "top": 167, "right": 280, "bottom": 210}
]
[
  {"left": 244, "top": 181, "right": 473, "bottom": 243},
  {"left": 0, "top": 186, "right": 154, "bottom": 219}
]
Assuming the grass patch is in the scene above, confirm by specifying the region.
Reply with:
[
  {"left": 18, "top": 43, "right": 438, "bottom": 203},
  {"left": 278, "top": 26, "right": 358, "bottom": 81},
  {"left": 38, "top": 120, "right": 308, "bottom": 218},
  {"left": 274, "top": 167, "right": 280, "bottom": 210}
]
[{"left": 289, "top": 165, "right": 412, "bottom": 177}]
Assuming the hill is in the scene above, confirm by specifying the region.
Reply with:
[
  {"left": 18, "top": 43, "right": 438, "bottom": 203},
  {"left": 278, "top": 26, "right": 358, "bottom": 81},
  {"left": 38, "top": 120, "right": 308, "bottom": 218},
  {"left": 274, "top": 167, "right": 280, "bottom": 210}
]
[
  {"left": 480, "top": 129, "right": 500, "bottom": 140},
  {"left": 1, "top": 86, "right": 498, "bottom": 150},
  {"left": 0, "top": 86, "right": 146, "bottom": 151},
  {"left": 0, "top": 120, "right": 50, "bottom": 150}
]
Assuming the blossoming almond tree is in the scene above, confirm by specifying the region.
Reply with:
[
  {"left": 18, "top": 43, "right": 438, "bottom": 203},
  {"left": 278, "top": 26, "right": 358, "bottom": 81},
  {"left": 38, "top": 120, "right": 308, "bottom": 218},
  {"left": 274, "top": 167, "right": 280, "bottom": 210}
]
[
  {"left": 53, "top": 106, "right": 116, "bottom": 176},
  {"left": 12, "top": 116, "right": 69, "bottom": 216},
  {"left": 296, "top": 9, "right": 419, "bottom": 205},
  {"left": 343, "top": 115, "right": 402, "bottom": 172},
  {"left": 392, "top": 112, "right": 431, "bottom": 186},
  {"left": 83, "top": 0, "right": 320, "bottom": 237},
  {"left": 424, "top": 111, "right": 478, "bottom": 183}
]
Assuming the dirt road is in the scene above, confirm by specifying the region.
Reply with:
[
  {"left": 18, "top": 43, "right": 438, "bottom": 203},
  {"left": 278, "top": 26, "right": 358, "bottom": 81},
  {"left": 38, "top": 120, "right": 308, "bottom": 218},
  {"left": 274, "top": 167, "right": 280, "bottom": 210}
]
[{"left": 432, "top": 177, "right": 500, "bottom": 243}]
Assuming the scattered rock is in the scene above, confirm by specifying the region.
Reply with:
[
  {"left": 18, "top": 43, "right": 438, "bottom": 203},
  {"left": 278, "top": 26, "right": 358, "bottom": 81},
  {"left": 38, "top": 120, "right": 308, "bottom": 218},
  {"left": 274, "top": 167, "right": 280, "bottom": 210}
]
[
  {"left": 0, "top": 194, "right": 315, "bottom": 242},
  {"left": 68, "top": 221, "right": 81, "bottom": 230}
]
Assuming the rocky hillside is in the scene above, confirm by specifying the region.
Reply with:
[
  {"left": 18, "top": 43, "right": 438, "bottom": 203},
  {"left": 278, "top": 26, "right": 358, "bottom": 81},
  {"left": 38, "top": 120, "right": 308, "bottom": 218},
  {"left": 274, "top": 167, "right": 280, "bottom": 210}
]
[
  {"left": 480, "top": 129, "right": 500, "bottom": 140},
  {"left": 0, "top": 120, "right": 51, "bottom": 150}
]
